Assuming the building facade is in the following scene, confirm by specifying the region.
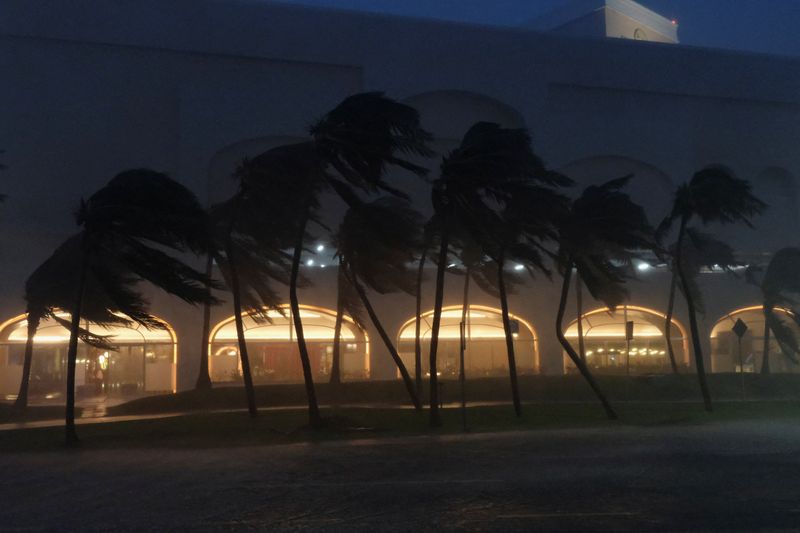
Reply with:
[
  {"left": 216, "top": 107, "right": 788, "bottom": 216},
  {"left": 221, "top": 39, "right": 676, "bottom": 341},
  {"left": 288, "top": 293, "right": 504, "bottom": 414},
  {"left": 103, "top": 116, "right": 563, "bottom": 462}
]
[{"left": 1, "top": 0, "right": 799, "bottom": 399}]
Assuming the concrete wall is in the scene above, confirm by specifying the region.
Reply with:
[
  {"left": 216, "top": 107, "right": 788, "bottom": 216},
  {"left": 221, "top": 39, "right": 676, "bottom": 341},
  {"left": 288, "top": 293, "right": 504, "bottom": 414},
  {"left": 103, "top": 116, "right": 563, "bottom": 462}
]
[{"left": 1, "top": 0, "right": 799, "bottom": 389}]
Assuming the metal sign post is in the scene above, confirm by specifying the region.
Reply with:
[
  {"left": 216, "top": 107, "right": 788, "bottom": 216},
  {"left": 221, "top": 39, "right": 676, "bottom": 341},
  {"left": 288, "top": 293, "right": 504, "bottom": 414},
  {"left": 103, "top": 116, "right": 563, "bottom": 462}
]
[{"left": 732, "top": 318, "right": 748, "bottom": 400}]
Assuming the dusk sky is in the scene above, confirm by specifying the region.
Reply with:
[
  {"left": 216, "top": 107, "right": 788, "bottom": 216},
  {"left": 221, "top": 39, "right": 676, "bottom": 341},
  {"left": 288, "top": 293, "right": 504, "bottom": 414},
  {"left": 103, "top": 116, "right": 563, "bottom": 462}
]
[{"left": 279, "top": 0, "right": 800, "bottom": 57}]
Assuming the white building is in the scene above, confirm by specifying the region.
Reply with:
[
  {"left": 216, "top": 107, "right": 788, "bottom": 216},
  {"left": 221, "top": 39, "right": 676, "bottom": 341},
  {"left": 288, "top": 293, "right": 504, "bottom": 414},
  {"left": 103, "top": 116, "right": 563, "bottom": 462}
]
[{"left": 1, "top": 0, "right": 799, "bottom": 400}]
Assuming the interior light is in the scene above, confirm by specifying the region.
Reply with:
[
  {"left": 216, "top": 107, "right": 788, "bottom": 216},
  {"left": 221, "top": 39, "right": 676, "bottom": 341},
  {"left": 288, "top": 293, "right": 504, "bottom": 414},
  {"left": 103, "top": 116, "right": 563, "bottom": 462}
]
[
  {"left": 448, "top": 263, "right": 456, "bottom": 268},
  {"left": 320, "top": 264, "right": 326, "bottom": 268},
  {"left": 637, "top": 263, "right": 651, "bottom": 272},
  {"left": 514, "top": 264, "right": 524, "bottom": 271},
  {"left": 316, "top": 244, "right": 325, "bottom": 252},
  {"left": 306, "top": 259, "right": 314, "bottom": 266}
]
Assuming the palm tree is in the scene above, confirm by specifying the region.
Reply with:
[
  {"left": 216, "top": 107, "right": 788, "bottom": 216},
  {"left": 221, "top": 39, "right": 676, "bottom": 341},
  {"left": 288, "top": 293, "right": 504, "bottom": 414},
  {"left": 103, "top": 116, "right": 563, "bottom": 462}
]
[
  {"left": 334, "top": 197, "right": 423, "bottom": 410},
  {"left": 242, "top": 93, "right": 432, "bottom": 428},
  {"left": 555, "top": 176, "right": 655, "bottom": 420},
  {"left": 206, "top": 190, "right": 294, "bottom": 417},
  {"left": 13, "top": 235, "right": 154, "bottom": 412},
  {"left": 660, "top": 230, "right": 739, "bottom": 374},
  {"left": 413, "top": 219, "right": 438, "bottom": 398},
  {"left": 194, "top": 253, "right": 215, "bottom": 392},
  {"left": 658, "top": 166, "right": 765, "bottom": 411},
  {"left": 746, "top": 247, "right": 800, "bottom": 373},
  {"left": 329, "top": 255, "right": 366, "bottom": 390},
  {"left": 61, "top": 169, "right": 216, "bottom": 445},
  {"left": 428, "top": 122, "right": 567, "bottom": 426}
]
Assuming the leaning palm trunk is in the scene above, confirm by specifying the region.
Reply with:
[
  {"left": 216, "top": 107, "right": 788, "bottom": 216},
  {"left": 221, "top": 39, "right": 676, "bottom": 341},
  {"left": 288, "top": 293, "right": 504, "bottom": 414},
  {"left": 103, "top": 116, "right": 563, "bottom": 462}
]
[
  {"left": 459, "top": 267, "right": 470, "bottom": 427},
  {"left": 761, "top": 308, "right": 771, "bottom": 374},
  {"left": 348, "top": 267, "right": 421, "bottom": 411},
  {"left": 556, "top": 262, "right": 618, "bottom": 420},
  {"left": 195, "top": 253, "right": 214, "bottom": 391},
  {"left": 330, "top": 257, "right": 345, "bottom": 387},
  {"left": 576, "top": 274, "right": 586, "bottom": 363},
  {"left": 225, "top": 238, "right": 258, "bottom": 417},
  {"left": 13, "top": 315, "right": 40, "bottom": 412},
  {"left": 414, "top": 244, "right": 428, "bottom": 398},
  {"left": 289, "top": 208, "right": 322, "bottom": 428},
  {"left": 675, "top": 217, "right": 713, "bottom": 412},
  {"left": 497, "top": 258, "right": 522, "bottom": 417},
  {"left": 65, "top": 248, "right": 89, "bottom": 446},
  {"left": 428, "top": 225, "right": 449, "bottom": 427},
  {"left": 663, "top": 269, "right": 680, "bottom": 374}
]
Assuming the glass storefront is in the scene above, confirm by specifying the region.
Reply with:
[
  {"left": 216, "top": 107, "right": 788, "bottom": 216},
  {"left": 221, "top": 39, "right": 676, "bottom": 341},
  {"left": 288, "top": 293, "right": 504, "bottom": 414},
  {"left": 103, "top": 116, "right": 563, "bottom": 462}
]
[
  {"left": 563, "top": 306, "right": 687, "bottom": 375},
  {"left": 397, "top": 306, "right": 539, "bottom": 379},
  {"left": 209, "top": 305, "right": 370, "bottom": 384},
  {"left": 711, "top": 306, "right": 800, "bottom": 373},
  {"left": 0, "top": 313, "right": 176, "bottom": 401}
]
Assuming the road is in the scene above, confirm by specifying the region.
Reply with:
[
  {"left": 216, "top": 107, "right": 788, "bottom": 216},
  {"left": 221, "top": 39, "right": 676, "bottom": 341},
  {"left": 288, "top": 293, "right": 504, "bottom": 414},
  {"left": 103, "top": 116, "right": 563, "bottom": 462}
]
[{"left": 1, "top": 420, "right": 800, "bottom": 531}]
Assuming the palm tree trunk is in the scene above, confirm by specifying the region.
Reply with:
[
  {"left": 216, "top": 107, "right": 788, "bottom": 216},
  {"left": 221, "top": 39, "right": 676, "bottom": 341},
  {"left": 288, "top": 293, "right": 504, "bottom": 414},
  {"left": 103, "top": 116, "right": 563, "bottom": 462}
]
[
  {"left": 195, "top": 253, "right": 214, "bottom": 391},
  {"left": 290, "top": 208, "right": 322, "bottom": 428},
  {"left": 576, "top": 274, "right": 586, "bottom": 363},
  {"left": 497, "top": 258, "right": 522, "bottom": 417},
  {"left": 459, "top": 266, "right": 469, "bottom": 429},
  {"left": 761, "top": 308, "right": 771, "bottom": 374},
  {"left": 556, "top": 262, "right": 618, "bottom": 420},
  {"left": 330, "top": 257, "right": 345, "bottom": 386},
  {"left": 65, "top": 247, "right": 89, "bottom": 446},
  {"left": 428, "top": 225, "right": 449, "bottom": 427},
  {"left": 225, "top": 238, "right": 257, "bottom": 418},
  {"left": 664, "top": 269, "right": 680, "bottom": 374},
  {"left": 13, "top": 315, "right": 40, "bottom": 412},
  {"left": 675, "top": 217, "right": 713, "bottom": 412},
  {"left": 414, "top": 244, "right": 428, "bottom": 399},
  {"left": 348, "top": 267, "right": 421, "bottom": 411}
]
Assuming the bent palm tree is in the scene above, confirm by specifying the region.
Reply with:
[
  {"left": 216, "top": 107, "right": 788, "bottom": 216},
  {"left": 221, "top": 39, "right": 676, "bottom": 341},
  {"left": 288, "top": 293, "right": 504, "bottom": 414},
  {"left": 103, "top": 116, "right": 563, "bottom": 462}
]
[
  {"left": 61, "top": 169, "right": 216, "bottom": 445},
  {"left": 429, "top": 122, "right": 568, "bottom": 426},
  {"left": 555, "top": 177, "right": 655, "bottom": 420},
  {"left": 334, "top": 197, "right": 423, "bottom": 410},
  {"left": 660, "top": 229, "right": 739, "bottom": 374},
  {"left": 658, "top": 166, "right": 765, "bottom": 411},
  {"left": 242, "top": 93, "right": 432, "bottom": 428},
  {"left": 746, "top": 247, "right": 800, "bottom": 373}
]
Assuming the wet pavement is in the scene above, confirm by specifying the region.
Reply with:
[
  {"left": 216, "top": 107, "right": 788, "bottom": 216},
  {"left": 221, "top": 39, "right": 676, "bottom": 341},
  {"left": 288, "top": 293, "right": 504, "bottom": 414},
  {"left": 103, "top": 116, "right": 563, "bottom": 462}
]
[{"left": 2, "top": 420, "right": 800, "bottom": 531}]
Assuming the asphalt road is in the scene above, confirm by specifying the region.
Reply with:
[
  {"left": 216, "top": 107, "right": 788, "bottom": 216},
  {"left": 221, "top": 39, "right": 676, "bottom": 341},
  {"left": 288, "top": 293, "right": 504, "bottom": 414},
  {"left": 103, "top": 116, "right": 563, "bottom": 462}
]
[{"left": 2, "top": 420, "right": 800, "bottom": 531}]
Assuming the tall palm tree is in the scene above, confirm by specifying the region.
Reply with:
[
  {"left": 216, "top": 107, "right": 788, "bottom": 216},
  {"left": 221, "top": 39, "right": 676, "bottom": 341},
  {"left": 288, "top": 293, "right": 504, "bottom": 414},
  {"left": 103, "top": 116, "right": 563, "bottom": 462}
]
[
  {"left": 555, "top": 176, "right": 655, "bottom": 420},
  {"left": 746, "top": 247, "right": 800, "bottom": 373},
  {"left": 206, "top": 190, "right": 294, "bottom": 417},
  {"left": 413, "top": 219, "right": 438, "bottom": 398},
  {"left": 334, "top": 197, "right": 423, "bottom": 410},
  {"left": 329, "top": 255, "right": 366, "bottom": 389},
  {"left": 660, "top": 230, "right": 739, "bottom": 374},
  {"left": 428, "top": 122, "right": 567, "bottom": 426},
  {"left": 658, "top": 166, "right": 765, "bottom": 411},
  {"left": 13, "top": 235, "right": 154, "bottom": 412},
  {"left": 242, "top": 93, "right": 432, "bottom": 428},
  {"left": 61, "top": 169, "right": 216, "bottom": 445}
]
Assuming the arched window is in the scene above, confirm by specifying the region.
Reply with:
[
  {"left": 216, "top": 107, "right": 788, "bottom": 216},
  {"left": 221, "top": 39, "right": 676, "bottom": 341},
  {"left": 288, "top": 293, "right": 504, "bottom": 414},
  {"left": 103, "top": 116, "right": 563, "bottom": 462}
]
[
  {"left": 208, "top": 305, "right": 369, "bottom": 384},
  {"left": 396, "top": 305, "right": 538, "bottom": 379},
  {"left": 563, "top": 305, "right": 688, "bottom": 374},
  {"left": 711, "top": 306, "right": 800, "bottom": 373},
  {"left": 0, "top": 312, "right": 176, "bottom": 401}
]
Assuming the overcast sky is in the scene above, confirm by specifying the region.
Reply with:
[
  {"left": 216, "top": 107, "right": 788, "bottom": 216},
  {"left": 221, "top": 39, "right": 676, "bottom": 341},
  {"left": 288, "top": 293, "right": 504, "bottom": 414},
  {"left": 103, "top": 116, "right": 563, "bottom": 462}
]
[{"left": 278, "top": 0, "right": 800, "bottom": 57}]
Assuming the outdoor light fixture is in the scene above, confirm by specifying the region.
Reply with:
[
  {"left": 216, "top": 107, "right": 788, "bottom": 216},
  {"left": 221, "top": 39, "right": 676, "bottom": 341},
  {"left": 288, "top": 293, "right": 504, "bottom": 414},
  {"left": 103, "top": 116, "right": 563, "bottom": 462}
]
[
  {"left": 316, "top": 244, "right": 325, "bottom": 252},
  {"left": 514, "top": 264, "right": 524, "bottom": 271},
  {"left": 637, "top": 262, "right": 651, "bottom": 272},
  {"left": 306, "top": 259, "right": 314, "bottom": 266}
]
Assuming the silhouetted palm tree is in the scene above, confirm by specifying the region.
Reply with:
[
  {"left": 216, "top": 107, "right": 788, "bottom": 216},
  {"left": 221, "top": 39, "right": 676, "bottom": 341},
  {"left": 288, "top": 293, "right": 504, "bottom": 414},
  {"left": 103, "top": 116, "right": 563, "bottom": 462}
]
[
  {"left": 660, "top": 230, "right": 739, "bottom": 374},
  {"left": 206, "top": 188, "right": 294, "bottom": 417},
  {"left": 334, "top": 197, "right": 423, "bottom": 410},
  {"left": 61, "top": 169, "right": 216, "bottom": 445},
  {"left": 413, "top": 219, "right": 438, "bottom": 398},
  {"left": 243, "top": 93, "right": 432, "bottom": 428},
  {"left": 329, "top": 255, "right": 366, "bottom": 389},
  {"left": 555, "top": 176, "right": 655, "bottom": 420},
  {"left": 658, "top": 166, "right": 765, "bottom": 411},
  {"left": 746, "top": 247, "right": 800, "bottom": 373},
  {"left": 428, "top": 122, "right": 567, "bottom": 426}
]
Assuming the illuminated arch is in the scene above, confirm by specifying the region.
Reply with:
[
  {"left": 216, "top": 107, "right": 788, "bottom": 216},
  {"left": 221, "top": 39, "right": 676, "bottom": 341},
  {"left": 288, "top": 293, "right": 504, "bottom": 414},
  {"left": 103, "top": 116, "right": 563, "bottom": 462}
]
[
  {"left": 208, "top": 304, "right": 370, "bottom": 384},
  {"left": 0, "top": 311, "right": 177, "bottom": 401},
  {"left": 563, "top": 305, "right": 688, "bottom": 375},
  {"left": 396, "top": 305, "right": 539, "bottom": 379},
  {"left": 711, "top": 305, "right": 800, "bottom": 373}
]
